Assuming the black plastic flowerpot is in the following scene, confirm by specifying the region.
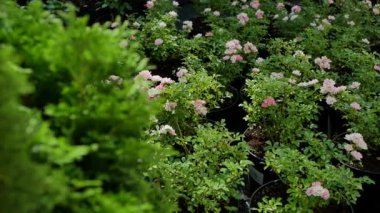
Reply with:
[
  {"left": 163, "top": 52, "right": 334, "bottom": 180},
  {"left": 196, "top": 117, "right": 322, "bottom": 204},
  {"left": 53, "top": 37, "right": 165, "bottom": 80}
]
[
  {"left": 249, "top": 179, "right": 354, "bottom": 213},
  {"left": 206, "top": 86, "right": 247, "bottom": 133},
  {"left": 243, "top": 128, "right": 278, "bottom": 192},
  {"left": 244, "top": 151, "right": 278, "bottom": 197},
  {"left": 342, "top": 152, "right": 380, "bottom": 212}
]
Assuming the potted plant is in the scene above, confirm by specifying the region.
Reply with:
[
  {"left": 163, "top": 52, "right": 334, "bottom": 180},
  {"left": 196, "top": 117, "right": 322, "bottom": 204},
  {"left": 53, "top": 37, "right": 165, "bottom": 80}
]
[
  {"left": 250, "top": 146, "right": 372, "bottom": 212},
  {"left": 148, "top": 122, "right": 252, "bottom": 212}
]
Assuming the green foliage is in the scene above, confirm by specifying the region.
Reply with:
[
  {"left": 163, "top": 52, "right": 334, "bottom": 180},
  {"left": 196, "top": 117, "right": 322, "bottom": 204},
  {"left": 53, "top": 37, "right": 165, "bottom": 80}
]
[
  {"left": 0, "top": 1, "right": 176, "bottom": 212},
  {"left": 263, "top": 146, "right": 373, "bottom": 211},
  {"left": 255, "top": 146, "right": 372, "bottom": 212},
  {"left": 253, "top": 197, "right": 283, "bottom": 213},
  {"left": 149, "top": 122, "right": 251, "bottom": 212},
  {"left": 156, "top": 69, "right": 230, "bottom": 135},
  {"left": 242, "top": 56, "right": 321, "bottom": 144},
  {"left": 0, "top": 45, "right": 68, "bottom": 212}
]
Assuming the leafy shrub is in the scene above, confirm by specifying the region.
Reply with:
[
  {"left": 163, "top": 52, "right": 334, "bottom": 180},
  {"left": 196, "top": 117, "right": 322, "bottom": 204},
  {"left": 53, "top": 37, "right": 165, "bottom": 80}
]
[
  {"left": 260, "top": 146, "right": 373, "bottom": 212},
  {"left": 0, "top": 1, "right": 175, "bottom": 212},
  {"left": 149, "top": 122, "right": 251, "bottom": 212}
]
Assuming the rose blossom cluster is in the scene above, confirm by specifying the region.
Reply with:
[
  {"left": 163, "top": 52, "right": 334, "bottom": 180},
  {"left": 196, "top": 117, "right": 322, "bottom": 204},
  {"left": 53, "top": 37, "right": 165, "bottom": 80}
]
[
  {"left": 182, "top": 20, "right": 193, "bottom": 31},
  {"left": 310, "top": 15, "right": 333, "bottom": 31},
  {"left": 145, "top": 0, "right": 155, "bottom": 9},
  {"left": 270, "top": 72, "right": 284, "bottom": 80},
  {"left": 319, "top": 79, "right": 347, "bottom": 105},
  {"left": 261, "top": 96, "right": 277, "bottom": 108},
  {"left": 314, "top": 56, "right": 332, "bottom": 70},
  {"left": 320, "top": 79, "right": 346, "bottom": 95},
  {"left": 135, "top": 70, "right": 175, "bottom": 98},
  {"left": 105, "top": 75, "right": 123, "bottom": 85},
  {"left": 151, "top": 124, "right": 176, "bottom": 136},
  {"left": 297, "top": 79, "right": 319, "bottom": 87},
  {"left": 344, "top": 133, "right": 368, "bottom": 161},
  {"left": 223, "top": 39, "right": 244, "bottom": 63},
  {"left": 250, "top": 0, "right": 260, "bottom": 9},
  {"left": 191, "top": 99, "right": 208, "bottom": 115},
  {"left": 281, "top": 5, "right": 302, "bottom": 21},
  {"left": 305, "top": 182, "right": 330, "bottom": 200},
  {"left": 154, "top": 38, "right": 163, "bottom": 46},
  {"left": 237, "top": 12, "right": 249, "bottom": 25},
  {"left": 176, "top": 67, "right": 189, "bottom": 82},
  {"left": 325, "top": 96, "right": 337, "bottom": 105},
  {"left": 350, "top": 81, "right": 360, "bottom": 89},
  {"left": 350, "top": 102, "right": 362, "bottom": 110},
  {"left": 243, "top": 42, "right": 258, "bottom": 54},
  {"left": 164, "top": 101, "right": 177, "bottom": 112}
]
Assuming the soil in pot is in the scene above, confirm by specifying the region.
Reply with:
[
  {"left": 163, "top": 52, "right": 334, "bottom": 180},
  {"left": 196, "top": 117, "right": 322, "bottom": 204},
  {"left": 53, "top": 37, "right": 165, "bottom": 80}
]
[
  {"left": 250, "top": 180, "right": 353, "bottom": 213},
  {"left": 243, "top": 128, "right": 278, "bottom": 195},
  {"left": 244, "top": 127, "right": 266, "bottom": 159}
]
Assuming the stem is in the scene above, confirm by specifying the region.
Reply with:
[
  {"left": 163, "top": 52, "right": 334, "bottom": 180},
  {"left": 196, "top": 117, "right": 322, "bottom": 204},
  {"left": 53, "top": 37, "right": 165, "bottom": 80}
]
[{"left": 175, "top": 118, "right": 190, "bottom": 155}]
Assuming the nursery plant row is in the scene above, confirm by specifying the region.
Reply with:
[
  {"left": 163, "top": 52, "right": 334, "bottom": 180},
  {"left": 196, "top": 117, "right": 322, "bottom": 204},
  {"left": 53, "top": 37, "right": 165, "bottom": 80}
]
[{"left": 1, "top": 0, "right": 379, "bottom": 212}]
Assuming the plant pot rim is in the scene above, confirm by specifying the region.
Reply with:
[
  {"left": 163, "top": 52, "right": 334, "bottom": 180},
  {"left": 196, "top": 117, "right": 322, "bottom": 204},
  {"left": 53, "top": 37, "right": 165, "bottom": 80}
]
[
  {"left": 341, "top": 160, "right": 380, "bottom": 175},
  {"left": 249, "top": 179, "right": 281, "bottom": 208},
  {"left": 209, "top": 86, "right": 240, "bottom": 113}
]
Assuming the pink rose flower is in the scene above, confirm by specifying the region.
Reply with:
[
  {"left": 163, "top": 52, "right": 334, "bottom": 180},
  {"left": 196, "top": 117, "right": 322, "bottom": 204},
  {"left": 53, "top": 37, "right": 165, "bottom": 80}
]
[
  {"left": 154, "top": 38, "right": 163, "bottom": 46},
  {"left": 150, "top": 75, "right": 163, "bottom": 82},
  {"left": 345, "top": 133, "right": 367, "bottom": 150},
  {"left": 305, "top": 182, "right": 330, "bottom": 200},
  {"left": 237, "top": 12, "right": 249, "bottom": 25},
  {"left": 159, "top": 125, "right": 177, "bottom": 136},
  {"left": 320, "top": 79, "right": 346, "bottom": 95},
  {"left": 374, "top": 64, "right": 380, "bottom": 71},
  {"left": 250, "top": 0, "right": 260, "bottom": 9},
  {"left": 350, "top": 151, "right": 363, "bottom": 161},
  {"left": 160, "top": 77, "right": 175, "bottom": 85},
  {"left": 261, "top": 96, "right": 277, "bottom": 108},
  {"left": 291, "top": 5, "right": 302, "bottom": 13},
  {"left": 350, "top": 82, "right": 360, "bottom": 89},
  {"left": 164, "top": 101, "right": 177, "bottom": 111},
  {"left": 136, "top": 70, "right": 152, "bottom": 80},
  {"left": 321, "top": 190, "right": 330, "bottom": 200},
  {"left": 350, "top": 102, "right": 361, "bottom": 110},
  {"left": 326, "top": 96, "right": 337, "bottom": 105},
  {"left": 344, "top": 144, "right": 354, "bottom": 152},
  {"left": 145, "top": 1, "right": 154, "bottom": 9},
  {"left": 176, "top": 68, "right": 188, "bottom": 78},
  {"left": 230, "top": 54, "right": 244, "bottom": 63},
  {"left": 168, "top": 11, "right": 178, "bottom": 17},
  {"left": 182, "top": 20, "right": 193, "bottom": 31},
  {"left": 276, "top": 2, "right": 285, "bottom": 10},
  {"left": 314, "top": 56, "right": 332, "bottom": 70},
  {"left": 243, "top": 42, "right": 258, "bottom": 54},
  {"left": 192, "top": 99, "right": 208, "bottom": 115},
  {"left": 225, "top": 39, "right": 242, "bottom": 54},
  {"left": 255, "top": 9, "right": 264, "bottom": 19}
]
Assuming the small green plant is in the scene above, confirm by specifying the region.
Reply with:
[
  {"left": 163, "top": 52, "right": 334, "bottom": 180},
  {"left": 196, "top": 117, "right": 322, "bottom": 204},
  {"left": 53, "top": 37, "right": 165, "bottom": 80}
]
[
  {"left": 149, "top": 122, "right": 251, "bottom": 213},
  {"left": 260, "top": 146, "right": 373, "bottom": 212},
  {"left": 242, "top": 48, "right": 322, "bottom": 144},
  {"left": 253, "top": 197, "right": 283, "bottom": 213}
]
